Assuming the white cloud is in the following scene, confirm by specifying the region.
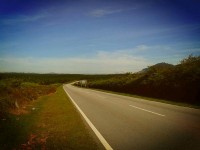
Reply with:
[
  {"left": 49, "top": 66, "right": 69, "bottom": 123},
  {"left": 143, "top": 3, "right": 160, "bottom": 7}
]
[
  {"left": 135, "top": 45, "right": 149, "bottom": 51},
  {"left": 1, "top": 45, "right": 194, "bottom": 74},
  {"left": 89, "top": 7, "right": 136, "bottom": 17},
  {"left": 89, "top": 8, "right": 123, "bottom": 17},
  {"left": 1, "top": 14, "right": 48, "bottom": 25},
  {"left": 0, "top": 49, "right": 151, "bottom": 74}
]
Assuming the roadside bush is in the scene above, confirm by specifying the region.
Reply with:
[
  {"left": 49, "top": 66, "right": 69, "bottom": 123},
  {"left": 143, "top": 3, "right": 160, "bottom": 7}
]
[
  {"left": 88, "top": 55, "right": 200, "bottom": 106},
  {"left": 0, "top": 79, "right": 57, "bottom": 117}
]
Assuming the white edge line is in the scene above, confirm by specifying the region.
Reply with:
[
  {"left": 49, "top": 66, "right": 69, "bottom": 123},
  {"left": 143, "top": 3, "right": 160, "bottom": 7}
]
[
  {"left": 129, "top": 105, "right": 165, "bottom": 117},
  {"left": 63, "top": 85, "right": 113, "bottom": 150}
]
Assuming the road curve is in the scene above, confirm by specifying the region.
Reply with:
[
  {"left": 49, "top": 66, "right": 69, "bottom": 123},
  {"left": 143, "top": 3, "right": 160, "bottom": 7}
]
[{"left": 63, "top": 84, "right": 200, "bottom": 150}]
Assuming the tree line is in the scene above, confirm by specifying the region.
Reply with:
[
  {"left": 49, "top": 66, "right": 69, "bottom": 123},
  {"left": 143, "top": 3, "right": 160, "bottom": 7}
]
[{"left": 87, "top": 55, "right": 200, "bottom": 106}]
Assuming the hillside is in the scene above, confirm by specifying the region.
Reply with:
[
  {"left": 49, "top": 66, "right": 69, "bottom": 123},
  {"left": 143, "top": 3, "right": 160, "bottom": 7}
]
[
  {"left": 88, "top": 55, "right": 200, "bottom": 106},
  {"left": 140, "top": 62, "right": 174, "bottom": 73}
]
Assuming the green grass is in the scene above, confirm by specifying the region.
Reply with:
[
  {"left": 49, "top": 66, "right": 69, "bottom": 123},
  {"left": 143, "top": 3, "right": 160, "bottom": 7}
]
[
  {"left": 0, "top": 86, "right": 101, "bottom": 149},
  {"left": 86, "top": 87, "right": 200, "bottom": 109}
]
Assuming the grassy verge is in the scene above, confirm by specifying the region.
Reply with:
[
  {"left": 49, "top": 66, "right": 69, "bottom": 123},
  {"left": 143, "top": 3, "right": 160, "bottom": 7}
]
[
  {"left": 0, "top": 79, "right": 58, "bottom": 117},
  {"left": 85, "top": 87, "right": 200, "bottom": 109},
  {"left": 0, "top": 86, "right": 101, "bottom": 149}
]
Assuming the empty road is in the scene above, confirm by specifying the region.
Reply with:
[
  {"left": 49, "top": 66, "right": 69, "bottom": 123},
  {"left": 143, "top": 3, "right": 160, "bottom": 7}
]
[{"left": 63, "top": 84, "right": 200, "bottom": 150}]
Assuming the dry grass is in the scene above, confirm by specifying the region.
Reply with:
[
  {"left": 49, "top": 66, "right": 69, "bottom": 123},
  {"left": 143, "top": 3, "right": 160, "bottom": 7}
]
[
  {"left": 0, "top": 79, "right": 57, "bottom": 117},
  {"left": 29, "top": 86, "right": 100, "bottom": 149},
  {"left": 0, "top": 86, "right": 101, "bottom": 150}
]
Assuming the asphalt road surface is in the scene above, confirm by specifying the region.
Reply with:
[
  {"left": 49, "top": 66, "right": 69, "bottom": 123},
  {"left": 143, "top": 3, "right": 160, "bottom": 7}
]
[{"left": 63, "top": 84, "right": 200, "bottom": 150}]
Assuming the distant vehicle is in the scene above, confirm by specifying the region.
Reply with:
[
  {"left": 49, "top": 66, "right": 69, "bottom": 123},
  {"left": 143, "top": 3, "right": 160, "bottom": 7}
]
[{"left": 74, "top": 80, "right": 87, "bottom": 87}]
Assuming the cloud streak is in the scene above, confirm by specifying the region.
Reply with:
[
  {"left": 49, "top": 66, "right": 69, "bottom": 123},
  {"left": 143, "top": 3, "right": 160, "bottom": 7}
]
[
  {"left": 1, "top": 14, "right": 48, "bottom": 25},
  {"left": 0, "top": 49, "right": 151, "bottom": 74},
  {"left": 89, "top": 8, "right": 123, "bottom": 17},
  {"left": 1, "top": 45, "right": 198, "bottom": 74},
  {"left": 89, "top": 7, "right": 136, "bottom": 17}
]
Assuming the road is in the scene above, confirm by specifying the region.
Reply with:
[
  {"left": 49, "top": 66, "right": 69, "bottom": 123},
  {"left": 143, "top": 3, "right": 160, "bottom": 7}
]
[{"left": 63, "top": 84, "right": 200, "bottom": 150}]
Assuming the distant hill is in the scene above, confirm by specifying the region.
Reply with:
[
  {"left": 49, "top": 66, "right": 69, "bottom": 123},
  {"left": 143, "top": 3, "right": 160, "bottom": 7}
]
[
  {"left": 139, "top": 62, "right": 174, "bottom": 73},
  {"left": 151, "top": 62, "right": 174, "bottom": 68}
]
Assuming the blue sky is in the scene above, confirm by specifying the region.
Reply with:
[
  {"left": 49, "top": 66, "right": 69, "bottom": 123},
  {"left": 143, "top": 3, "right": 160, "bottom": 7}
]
[{"left": 0, "top": 0, "right": 200, "bottom": 73}]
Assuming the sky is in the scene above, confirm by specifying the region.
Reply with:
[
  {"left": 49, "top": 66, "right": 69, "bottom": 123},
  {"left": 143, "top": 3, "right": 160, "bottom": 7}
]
[{"left": 0, "top": 0, "right": 200, "bottom": 74}]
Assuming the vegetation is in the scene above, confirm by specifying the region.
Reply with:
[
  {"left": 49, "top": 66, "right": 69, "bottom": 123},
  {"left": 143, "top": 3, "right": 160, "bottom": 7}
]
[
  {"left": 87, "top": 55, "right": 200, "bottom": 106},
  {"left": 0, "top": 73, "right": 115, "bottom": 85},
  {"left": 0, "top": 86, "right": 100, "bottom": 149},
  {"left": 0, "top": 73, "right": 116, "bottom": 116},
  {"left": 0, "top": 79, "right": 57, "bottom": 118}
]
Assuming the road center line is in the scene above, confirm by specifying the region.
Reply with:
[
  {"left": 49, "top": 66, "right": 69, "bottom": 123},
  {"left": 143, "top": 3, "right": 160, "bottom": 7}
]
[{"left": 129, "top": 105, "right": 165, "bottom": 117}]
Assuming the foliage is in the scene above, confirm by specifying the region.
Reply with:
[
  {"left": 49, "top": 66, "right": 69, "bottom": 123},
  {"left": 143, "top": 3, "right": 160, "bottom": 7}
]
[
  {"left": 0, "top": 79, "right": 57, "bottom": 117},
  {"left": 0, "top": 73, "right": 116, "bottom": 85},
  {"left": 0, "top": 73, "right": 116, "bottom": 116},
  {"left": 180, "top": 54, "right": 200, "bottom": 64},
  {"left": 88, "top": 55, "right": 200, "bottom": 106}
]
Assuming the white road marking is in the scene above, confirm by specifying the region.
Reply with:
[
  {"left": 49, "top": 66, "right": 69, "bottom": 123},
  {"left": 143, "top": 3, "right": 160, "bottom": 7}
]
[
  {"left": 129, "top": 105, "right": 165, "bottom": 117},
  {"left": 63, "top": 86, "right": 113, "bottom": 150}
]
